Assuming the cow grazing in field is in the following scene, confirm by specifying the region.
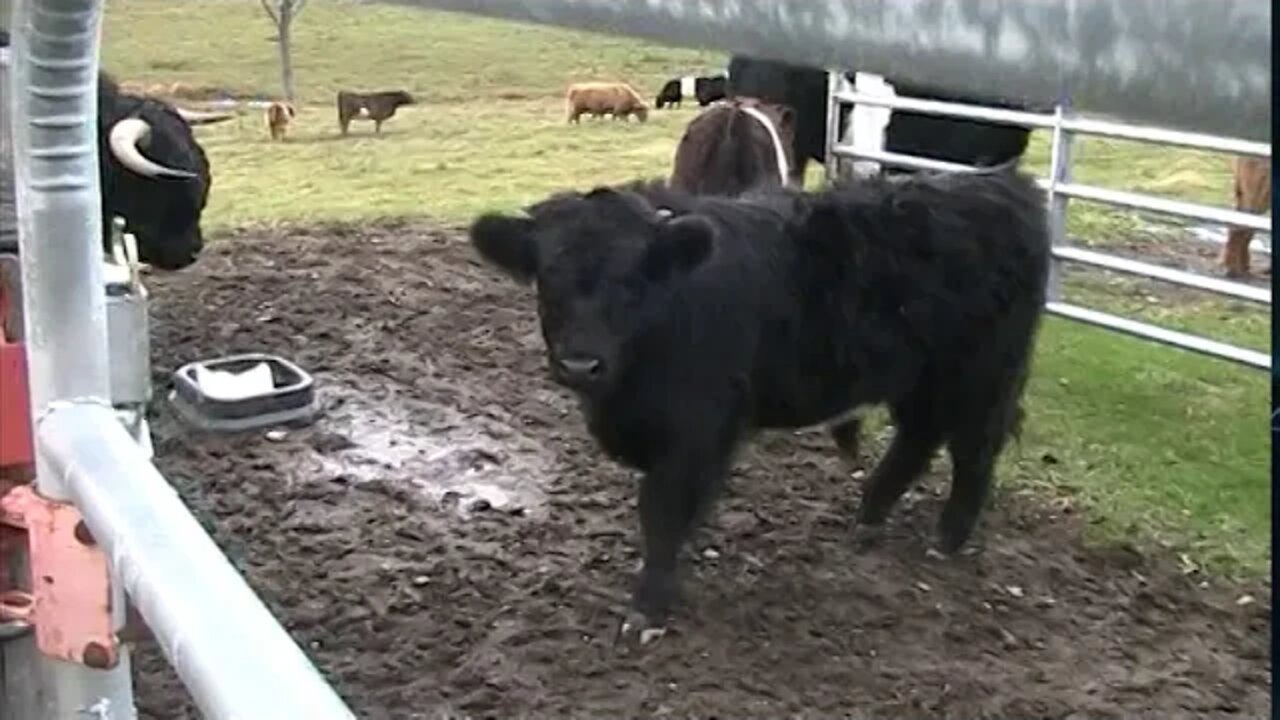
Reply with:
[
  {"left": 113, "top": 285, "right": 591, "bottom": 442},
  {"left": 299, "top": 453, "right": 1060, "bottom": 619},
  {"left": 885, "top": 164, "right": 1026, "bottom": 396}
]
[
  {"left": 669, "top": 97, "right": 797, "bottom": 196},
  {"left": 97, "top": 72, "right": 233, "bottom": 270},
  {"left": 1221, "top": 156, "right": 1272, "bottom": 278},
  {"left": 655, "top": 74, "right": 728, "bottom": 109},
  {"left": 265, "top": 100, "right": 297, "bottom": 141},
  {"left": 726, "top": 56, "right": 1035, "bottom": 186},
  {"left": 336, "top": 89, "right": 416, "bottom": 135},
  {"left": 468, "top": 164, "right": 1051, "bottom": 640},
  {"left": 565, "top": 82, "right": 649, "bottom": 124}
]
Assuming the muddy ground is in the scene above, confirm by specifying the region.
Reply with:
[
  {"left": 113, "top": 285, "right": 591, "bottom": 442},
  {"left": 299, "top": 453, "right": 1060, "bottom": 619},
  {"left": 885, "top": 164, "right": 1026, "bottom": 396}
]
[{"left": 131, "top": 221, "right": 1270, "bottom": 719}]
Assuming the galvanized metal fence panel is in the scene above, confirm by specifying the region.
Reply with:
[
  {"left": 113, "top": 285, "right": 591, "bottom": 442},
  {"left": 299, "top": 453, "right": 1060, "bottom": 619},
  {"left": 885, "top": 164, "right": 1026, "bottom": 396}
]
[{"left": 826, "top": 81, "right": 1272, "bottom": 372}]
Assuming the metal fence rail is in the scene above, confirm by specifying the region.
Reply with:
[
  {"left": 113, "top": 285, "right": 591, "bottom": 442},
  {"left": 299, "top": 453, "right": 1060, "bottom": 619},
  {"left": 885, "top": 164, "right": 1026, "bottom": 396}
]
[{"left": 827, "top": 83, "right": 1272, "bottom": 372}]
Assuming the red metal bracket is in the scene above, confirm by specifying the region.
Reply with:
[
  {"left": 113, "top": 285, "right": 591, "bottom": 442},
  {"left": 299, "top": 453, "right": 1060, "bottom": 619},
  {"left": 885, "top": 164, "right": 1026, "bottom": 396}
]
[
  {"left": 0, "top": 483, "right": 120, "bottom": 669},
  {"left": 0, "top": 268, "right": 35, "bottom": 469}
]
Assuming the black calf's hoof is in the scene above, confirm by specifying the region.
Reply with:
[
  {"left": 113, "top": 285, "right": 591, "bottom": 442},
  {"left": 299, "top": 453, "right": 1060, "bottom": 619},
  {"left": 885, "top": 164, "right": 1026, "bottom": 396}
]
[
  {"left": 936, "top": 513, "right": 977, "bottom": 555},
  {"left": 850, "top": 521, "right": 885, "bottom": 549},
  {"left": 615, "top": 611, "right": 668, "bottom": 648}
]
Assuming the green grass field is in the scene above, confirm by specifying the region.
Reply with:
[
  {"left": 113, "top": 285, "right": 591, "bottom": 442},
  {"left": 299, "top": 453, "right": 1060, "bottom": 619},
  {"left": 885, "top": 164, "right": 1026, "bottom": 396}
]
[{"left": 103, "top": 0, "right": 1271, "bottom": 575}]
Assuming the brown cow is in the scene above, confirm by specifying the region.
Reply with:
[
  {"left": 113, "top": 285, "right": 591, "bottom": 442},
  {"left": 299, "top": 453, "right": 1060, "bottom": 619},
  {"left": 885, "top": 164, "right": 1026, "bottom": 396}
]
[
  {"left": 669, "top": 97, "right": 797, "bottom": 196},
  {"left": 264, "top": 100, "right": 297, "bottom": 141},
  {"left": 336, "top": 89, "right": 415, "bottom": 136},
  {"left": 565, "top": 82, "right": 649, "bottom": 124},
  {"left": 1222, "top": 156, "right": 1272, "bottom": 277}
]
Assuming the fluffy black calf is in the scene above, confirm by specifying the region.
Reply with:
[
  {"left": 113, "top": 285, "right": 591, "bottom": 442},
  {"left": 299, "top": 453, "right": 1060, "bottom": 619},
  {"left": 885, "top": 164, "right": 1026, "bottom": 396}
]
[{"left": 469, "top": 165, "right": 1051, "bottom": 635}]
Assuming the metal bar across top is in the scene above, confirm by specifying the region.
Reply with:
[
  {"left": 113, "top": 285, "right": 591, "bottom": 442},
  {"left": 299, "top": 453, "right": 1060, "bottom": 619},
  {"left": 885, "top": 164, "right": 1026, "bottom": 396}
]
[
  {"left": 391, "top": 0, "right": 1273, "bottom": 142},
  {"left": 834, "top": 90, "right": 1273, "bottom": 158}
]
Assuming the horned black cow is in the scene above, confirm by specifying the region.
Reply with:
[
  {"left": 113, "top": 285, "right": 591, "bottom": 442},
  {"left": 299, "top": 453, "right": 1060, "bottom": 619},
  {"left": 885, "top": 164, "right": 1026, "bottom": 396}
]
[
  {"left": 95, "top": 73, "right": 233, "bottom": 270},
  {"left": 469, "top": 164, "right": 1051, "bottom": 640},
  {"left": 726, "top": 56, "right": 1035, "bottom": 186},
  {"left": 336, "top": 89, "right": 416, "bottom": 135},
  {"left": 655, "top": 74, "right": 728, "bottom": 109},
  {"left": 2, "top": 30, "right": 230, "bottom": 269}
]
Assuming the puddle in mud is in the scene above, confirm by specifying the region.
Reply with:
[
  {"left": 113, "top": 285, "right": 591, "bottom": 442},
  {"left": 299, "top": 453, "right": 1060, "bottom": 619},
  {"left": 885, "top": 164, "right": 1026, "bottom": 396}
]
[{"left": 297, "top": 380, "right": 557, "bottom": 519}]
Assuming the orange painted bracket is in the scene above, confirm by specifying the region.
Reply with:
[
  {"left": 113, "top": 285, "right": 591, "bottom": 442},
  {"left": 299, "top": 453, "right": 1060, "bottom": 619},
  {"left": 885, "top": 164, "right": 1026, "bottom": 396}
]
[
  {"left": 0, "top": 483, "right": 120, "bottom": 669},
  {"left": 0, "top": 270, "right": 35, "bottom": 469},
  {"left": 0, "top": 341, "right": 34, "bottom": 468}
]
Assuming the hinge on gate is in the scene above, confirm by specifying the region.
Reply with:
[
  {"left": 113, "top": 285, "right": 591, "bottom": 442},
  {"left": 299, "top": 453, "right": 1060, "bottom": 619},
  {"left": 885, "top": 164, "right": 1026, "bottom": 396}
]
[{"left": 0, "top": 482, "right": 120, "bottom": 669}]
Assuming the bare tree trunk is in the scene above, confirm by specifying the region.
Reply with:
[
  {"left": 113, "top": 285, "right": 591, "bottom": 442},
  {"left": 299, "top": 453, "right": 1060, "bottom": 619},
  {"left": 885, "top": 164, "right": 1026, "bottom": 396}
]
[
  {"left": 260, "top": 0, "right": 304, "bottom": 102},
  {"left": 276, "top": 0, "right": 295, "bottom": 102}
]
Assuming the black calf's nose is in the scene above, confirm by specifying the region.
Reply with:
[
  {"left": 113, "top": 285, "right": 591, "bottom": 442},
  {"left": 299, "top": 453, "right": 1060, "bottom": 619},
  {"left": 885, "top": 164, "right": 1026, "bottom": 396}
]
[{"left": 558, "top": 356, "right": 602, "bottom": 379}]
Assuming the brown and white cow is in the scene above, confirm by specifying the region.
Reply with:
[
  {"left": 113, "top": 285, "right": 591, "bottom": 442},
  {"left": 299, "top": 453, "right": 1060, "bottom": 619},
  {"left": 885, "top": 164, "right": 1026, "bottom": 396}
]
[
  {"left": 669, "top": 97, "right": 797, "bottom": 196},
  {"left": 265, "top": 100, "right": 297, "bottom": 141}
]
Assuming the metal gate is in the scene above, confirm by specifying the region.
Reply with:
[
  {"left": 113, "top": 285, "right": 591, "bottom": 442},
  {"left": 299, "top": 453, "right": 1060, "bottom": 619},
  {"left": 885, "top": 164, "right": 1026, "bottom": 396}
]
[{"left": 824, "top": 73, "right": 1272, "bottom": 371}]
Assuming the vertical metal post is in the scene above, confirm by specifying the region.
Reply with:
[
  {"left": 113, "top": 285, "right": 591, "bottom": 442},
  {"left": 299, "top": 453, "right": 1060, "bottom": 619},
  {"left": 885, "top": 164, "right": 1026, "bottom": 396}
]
[
  {"left": 824, "top": 70, "right": 844, "bottom": 184},
  {"left": 6, "top": 0, "right": 138, "bottom": 714},
  {"left": 1046, "top": 102, "right": 1075, "bottom": 302}
]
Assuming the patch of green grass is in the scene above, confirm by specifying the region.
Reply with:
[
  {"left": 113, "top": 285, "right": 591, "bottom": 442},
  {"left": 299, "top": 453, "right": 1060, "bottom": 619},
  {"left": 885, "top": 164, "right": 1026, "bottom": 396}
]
[
  {"left": 1018, "top": 317, "right": 1268, "bottom": 574},
  {"left": 103, "top": 0, "right": 1270, "bottom": 574}
]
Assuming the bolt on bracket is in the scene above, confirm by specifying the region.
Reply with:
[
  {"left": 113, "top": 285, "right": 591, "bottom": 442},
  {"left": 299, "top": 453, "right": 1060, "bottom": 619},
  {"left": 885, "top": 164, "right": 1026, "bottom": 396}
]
[{"left": 0, "top": 482, "right": 119, "bottom": 669}]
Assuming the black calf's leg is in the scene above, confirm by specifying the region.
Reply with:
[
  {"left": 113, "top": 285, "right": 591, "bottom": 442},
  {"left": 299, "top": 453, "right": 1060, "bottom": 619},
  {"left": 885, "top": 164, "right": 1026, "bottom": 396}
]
[
  {"left": 629, "top": 442, "right": 735, "bottom": 638},
  {"left": 938, "top": 402, "right": 1018, "bottom": 553},
  {"left": 853, "top": 402, "right": 945, "bottom": 542},
  {"left": 829, "top": 417, "right": 863, "bottom": 464}
]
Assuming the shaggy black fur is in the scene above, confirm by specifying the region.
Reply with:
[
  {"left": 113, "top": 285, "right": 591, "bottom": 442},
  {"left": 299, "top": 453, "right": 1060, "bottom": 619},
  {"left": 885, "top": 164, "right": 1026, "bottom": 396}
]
[{"left": 469, "top": 164, "right": 1051, "bottom": 631}]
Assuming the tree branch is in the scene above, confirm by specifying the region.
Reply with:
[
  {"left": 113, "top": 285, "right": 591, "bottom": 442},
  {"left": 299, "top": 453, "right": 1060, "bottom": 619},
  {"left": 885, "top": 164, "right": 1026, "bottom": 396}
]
[{"left": 259, "top": 0, "right": 280, "bottom": 27}]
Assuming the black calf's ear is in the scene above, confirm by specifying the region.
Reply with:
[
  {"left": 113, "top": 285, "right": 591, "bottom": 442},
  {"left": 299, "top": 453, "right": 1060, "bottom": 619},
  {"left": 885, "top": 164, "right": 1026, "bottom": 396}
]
[
  {"left": 469, "top": 213, "right": 538, "bottom": 284},
  {"left": 641, "top": 215, "right": 714, "bottom": 280}
]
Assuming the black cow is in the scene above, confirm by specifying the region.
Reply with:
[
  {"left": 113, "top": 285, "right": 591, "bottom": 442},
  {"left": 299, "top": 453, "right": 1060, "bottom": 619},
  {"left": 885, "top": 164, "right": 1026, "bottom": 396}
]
[
  {"left": 655, "top": 74, "right": 728, "bottom": 109},
  {"left": 3, "top": 31, "right": 230, "bottom": 268},
  {"left": 468, "top": 164, "right": 1051, "bottom": 640},
  {"left": 97, "top": 73, "right": 233, "bottom": 270},
  {"left": 726, "top": 56, "right": 1035, "bottom": 186}
]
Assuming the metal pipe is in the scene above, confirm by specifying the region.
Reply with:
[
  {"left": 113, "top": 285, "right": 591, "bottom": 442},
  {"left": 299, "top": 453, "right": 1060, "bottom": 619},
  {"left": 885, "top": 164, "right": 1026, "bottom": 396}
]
[
  {"left": 12, "top": 0, "right": 111, "bottom": 443},
  {"left": 1045, "top": 104, "right": 1073, "bottom": 303},
  {"left": 1053, "top": 245, "right": 1272, "bottom": 305},
  {"left": 390, "top": 0, "right": 1273, "bottom": 142},
  {"left": 1054, "top": 182, "right": 1273, "bottom": 232},
  {"left": 1046, "top": 301, "right": 1271, "bottom": 371},
  {"left": 835, "top": 90, "right": 1273, "bottom": 158},
  {"left": 38, "top": 403, "right": 358, "bottom": 720},
  {"left": 1, "top": 23, "right": 16, "bottom": 251},
  {"left": 830, "top": 145, "right": 1274, "bottom": 233},
  {"left": 5, "top": 0, "right": 139, "bottom": 715}
]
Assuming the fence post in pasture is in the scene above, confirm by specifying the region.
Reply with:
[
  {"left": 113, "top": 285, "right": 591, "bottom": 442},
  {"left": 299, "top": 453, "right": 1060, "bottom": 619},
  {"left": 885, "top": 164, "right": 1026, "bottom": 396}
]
[{"left": 1045, "top": 102, "right": 1076, "bottom": 303}]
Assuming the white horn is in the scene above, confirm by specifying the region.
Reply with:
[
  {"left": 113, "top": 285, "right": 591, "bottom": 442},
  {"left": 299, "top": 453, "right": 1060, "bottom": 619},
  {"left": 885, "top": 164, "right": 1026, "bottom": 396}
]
[
  {"left": 175, "top": 107, "right": 236, "bottom": 125},
  {"left": 108, "top": 118, "right": 197, "bottom": 179}
]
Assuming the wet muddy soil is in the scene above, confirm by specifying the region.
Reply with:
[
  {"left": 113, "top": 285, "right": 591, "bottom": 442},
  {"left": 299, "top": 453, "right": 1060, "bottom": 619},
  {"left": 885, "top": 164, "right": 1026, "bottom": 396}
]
[{"left": 132, "top": 220, "right": 1270, "bottom": 719}]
